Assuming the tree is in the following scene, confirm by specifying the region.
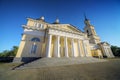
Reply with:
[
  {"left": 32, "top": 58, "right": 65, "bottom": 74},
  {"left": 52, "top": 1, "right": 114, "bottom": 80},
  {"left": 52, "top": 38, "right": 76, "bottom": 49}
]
[
  {"left": 11, "top": 46, "right": 18, "bottom": 56},
  {"left": 0, "top": 46, "right": 18, "bottom": 57},
  {"left": 111, "top": 45, "right": 120, "bottom": 57},
  {"left": 0, "top": 50, "right": 10, "bottom": 57}
]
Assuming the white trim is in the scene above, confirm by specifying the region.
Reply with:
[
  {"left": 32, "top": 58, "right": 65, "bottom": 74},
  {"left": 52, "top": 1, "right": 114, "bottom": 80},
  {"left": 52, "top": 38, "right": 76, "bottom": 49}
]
[{"left": 24, "top": 29, "right": 45, "bottom": 36}]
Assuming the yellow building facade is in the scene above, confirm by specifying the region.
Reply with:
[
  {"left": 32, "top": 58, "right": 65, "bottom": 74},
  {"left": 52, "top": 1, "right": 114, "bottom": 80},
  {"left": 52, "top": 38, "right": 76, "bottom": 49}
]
[{"left": 13, "top": 16, "right": 114, "bottom": 62}]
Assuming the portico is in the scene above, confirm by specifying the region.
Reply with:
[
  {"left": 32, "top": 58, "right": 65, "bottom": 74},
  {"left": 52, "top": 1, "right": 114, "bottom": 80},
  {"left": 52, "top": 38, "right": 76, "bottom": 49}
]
[{"left": 45, "top": 27, "right": 90, "bottom": 58}]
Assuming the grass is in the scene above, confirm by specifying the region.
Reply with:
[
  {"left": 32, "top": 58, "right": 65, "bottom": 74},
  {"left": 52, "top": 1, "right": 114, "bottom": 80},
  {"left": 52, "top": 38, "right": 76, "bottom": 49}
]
[{"left": 0, "top": 58, "right": 120, "bottom": 80}]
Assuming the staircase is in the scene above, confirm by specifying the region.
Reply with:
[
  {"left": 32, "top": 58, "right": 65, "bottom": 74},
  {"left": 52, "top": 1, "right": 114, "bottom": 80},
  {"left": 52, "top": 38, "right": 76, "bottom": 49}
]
[{"left": 16, "top": 57, "right": 107, "bottom": 69}]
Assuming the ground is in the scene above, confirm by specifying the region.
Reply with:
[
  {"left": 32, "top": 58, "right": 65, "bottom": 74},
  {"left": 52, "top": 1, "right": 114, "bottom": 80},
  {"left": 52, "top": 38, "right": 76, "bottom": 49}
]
[{"left": 0, "top": 58, "right": 120, "bottom": 80}]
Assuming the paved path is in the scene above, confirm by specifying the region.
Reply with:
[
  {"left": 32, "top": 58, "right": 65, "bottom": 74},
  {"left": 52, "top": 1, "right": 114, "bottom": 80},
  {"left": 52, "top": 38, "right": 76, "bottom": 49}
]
[{"left": 0, "top": 58, "right": 120, "bottom": 80}]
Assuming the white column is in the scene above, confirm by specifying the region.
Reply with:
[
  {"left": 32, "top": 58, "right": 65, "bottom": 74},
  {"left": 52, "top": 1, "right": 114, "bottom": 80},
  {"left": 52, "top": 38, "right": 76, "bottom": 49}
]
[
  {"left": 78, "top": 40, "right": 81, "bottom": 57},
  {"left": 106, "top": 48, "right": 110, "bottom": 57},
  {"left": 46, "top": 34, "right": 52, "bottom": 57},
  {"left": 103, "top": 46, "right": 107, "bottom": 56},
  {"left": 104, "top": 47, "right": 110, "bottom": 57},
  {"left": 82, "top": 40, "right": 87, "bottom": 57},
  {"left": 64, "top": 37, "right": 69, "bottom": 57},
  {"left": 109, "top": 48, "right": 114, "bottom": 57},
  {"left": 71, "top": 39, "right": 75, "bottom": 57},
  {"left": 56, "top": 36, "right": 60, "bottom": 57},
  {"left": 54, "top": 37, "right": 56, "bottom": 57}
]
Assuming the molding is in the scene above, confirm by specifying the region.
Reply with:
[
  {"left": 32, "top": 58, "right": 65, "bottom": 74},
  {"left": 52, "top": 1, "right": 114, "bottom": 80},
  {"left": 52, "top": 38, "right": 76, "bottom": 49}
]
[
  {"left": 48, "top": 28, "right": 85, "bottom": 40},
  {"left": 90, "top": 44, "right": 100, "bottom": 50},
  {"left": 22, "top": 25, "right": 45, "bottom": 31},
  {"left": 24, "top": 29, "right": 45, "bottom": 36}
]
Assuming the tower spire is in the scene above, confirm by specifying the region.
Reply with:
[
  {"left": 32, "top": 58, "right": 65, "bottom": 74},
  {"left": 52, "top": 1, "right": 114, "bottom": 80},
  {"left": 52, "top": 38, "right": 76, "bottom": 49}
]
[
  {"left": 84, "top": 13, "right": 87, "bottom": 20},
  {"left": 84, "top": 13, "right": 90, "bottom": 26},
  {"left": 84, "top": 13, "right": 88, "bottom": 21}
]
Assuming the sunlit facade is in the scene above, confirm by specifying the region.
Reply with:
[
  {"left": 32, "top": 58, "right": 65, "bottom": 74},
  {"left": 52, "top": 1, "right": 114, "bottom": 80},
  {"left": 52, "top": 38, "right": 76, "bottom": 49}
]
[{"left": 13, "top": 16, "right": 114, "bottom": 62}]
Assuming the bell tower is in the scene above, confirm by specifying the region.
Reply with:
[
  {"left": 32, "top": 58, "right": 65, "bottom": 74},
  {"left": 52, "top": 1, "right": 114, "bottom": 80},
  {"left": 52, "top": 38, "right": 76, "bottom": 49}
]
[{"left": 84, "top": 15, "right": 101, "bottom": 44}]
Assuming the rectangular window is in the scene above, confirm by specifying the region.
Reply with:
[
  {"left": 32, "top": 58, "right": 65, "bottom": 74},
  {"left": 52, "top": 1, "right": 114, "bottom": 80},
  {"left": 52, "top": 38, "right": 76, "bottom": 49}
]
[
  {"left": 34, "top": 22, "right": 39, "bottom": 28},
  {"left": 39, "top": 24, "right": 42, "bottom": 28},
  {"left": 40, "top": 24, "right": 44, "bottom": 29},
  {"left": 35, "top": 23, "right": 44, "bottom": 29},
  {"left": 36, "top": 23, "right": 39, "bottom": 28},
  {"left": 34, "top": 22, "right": 37, "bottom": 27}
]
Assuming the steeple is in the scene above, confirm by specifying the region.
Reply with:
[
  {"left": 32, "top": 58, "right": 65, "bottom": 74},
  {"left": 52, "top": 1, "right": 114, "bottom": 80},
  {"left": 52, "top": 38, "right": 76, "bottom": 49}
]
[
  {"left": 84, "top": 14, "right": 90, "bottom": 26},
  {"left": 84, "top": 13, "right": 88, "bottom": 21},
  {"left": 84, "top": 15, "right": 101, "bottom": 44}
]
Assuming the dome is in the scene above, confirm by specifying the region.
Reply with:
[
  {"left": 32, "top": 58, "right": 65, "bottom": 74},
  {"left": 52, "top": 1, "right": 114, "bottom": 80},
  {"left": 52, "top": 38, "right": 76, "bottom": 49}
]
[
  {"left": 36, "top": 16, "right": 45, "bottom": 21},
  {"left": 53, "top": 18, "right": 60, "bottom": 24}
]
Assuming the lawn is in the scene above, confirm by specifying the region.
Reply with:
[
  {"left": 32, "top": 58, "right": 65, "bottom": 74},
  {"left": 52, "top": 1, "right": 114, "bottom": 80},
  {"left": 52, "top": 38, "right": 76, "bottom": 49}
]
[{"left": 0, "top": 58, "right": 120, "bottom": 80}]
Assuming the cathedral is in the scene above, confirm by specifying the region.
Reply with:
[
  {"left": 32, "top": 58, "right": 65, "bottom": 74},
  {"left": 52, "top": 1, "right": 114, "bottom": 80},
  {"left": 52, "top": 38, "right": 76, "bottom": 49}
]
[{"left": 13, "top": 16, "right": 114, "bottom": 62}]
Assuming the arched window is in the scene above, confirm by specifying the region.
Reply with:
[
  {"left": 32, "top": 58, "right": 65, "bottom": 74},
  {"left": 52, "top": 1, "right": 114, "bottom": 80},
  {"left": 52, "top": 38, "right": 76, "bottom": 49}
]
[
  {"left": 30, "top": 37, "right": 40, "bottom": 54},
  {"left": 31, "top": 37, "right": 40, "bottom": 42},
  {"left": 87, "top": 30, "right": 89, "bottom": 36},
  {"left": 31, "top": 44, "right": 37, "bottom": 54}
]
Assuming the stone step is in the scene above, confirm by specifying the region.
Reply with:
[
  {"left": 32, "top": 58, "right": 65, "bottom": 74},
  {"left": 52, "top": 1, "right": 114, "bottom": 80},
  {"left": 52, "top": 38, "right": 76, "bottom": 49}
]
[{"left": 16, "top": 57, "right": 107, "bottom": 69}]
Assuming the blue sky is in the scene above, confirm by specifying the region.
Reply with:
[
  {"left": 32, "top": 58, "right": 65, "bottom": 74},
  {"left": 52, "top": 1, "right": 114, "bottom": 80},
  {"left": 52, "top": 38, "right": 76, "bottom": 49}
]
[{"left": 0, "top": 0, "right": 120, "bottom": 52}]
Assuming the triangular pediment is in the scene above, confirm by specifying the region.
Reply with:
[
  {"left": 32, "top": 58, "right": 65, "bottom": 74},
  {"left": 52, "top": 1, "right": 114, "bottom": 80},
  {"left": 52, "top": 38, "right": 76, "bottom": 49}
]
[
  {"left": 48, "top": 24, "right": 82, "bottom": 33},
  {"left": 100, "top": 42, "right": 110, "bottom": 46},
  {"left": 66, "top": 25, "right": 80, "bottom": 32},
  {"left": 59, "top": 24, "right": 82, "bottom": 33}
]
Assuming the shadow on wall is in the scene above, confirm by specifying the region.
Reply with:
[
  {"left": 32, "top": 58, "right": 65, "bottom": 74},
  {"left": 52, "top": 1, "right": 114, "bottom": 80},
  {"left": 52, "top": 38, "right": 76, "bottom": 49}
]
[{"left": 21, "top": 57, "right": 41, "bottom": 63}]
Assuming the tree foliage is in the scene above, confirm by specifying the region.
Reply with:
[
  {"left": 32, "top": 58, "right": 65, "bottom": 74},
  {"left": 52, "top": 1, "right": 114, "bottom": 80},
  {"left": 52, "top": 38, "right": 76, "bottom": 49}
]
[
  {"left": 111, "top": 45, "right": 120, "bottom": 57},
  {"left": 0, "top": 46, "right": 18, "bottom": 57}
]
